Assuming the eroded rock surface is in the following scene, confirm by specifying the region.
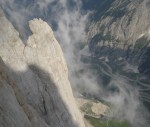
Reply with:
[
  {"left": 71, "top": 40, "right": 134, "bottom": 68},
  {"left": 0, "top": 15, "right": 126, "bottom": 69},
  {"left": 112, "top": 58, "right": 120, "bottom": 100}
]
[
  {"left": 0, "top": 9, "right": 85, "bottom": 127},
  {"left": 87, "top": 0, "right": 150, "bottom": 64}
]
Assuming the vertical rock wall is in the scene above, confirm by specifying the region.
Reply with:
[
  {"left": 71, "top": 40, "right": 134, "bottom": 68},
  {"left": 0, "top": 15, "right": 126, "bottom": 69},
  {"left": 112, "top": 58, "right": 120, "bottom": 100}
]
[{"left": 0, "top": 9, "right": 85, "bottom": 127}]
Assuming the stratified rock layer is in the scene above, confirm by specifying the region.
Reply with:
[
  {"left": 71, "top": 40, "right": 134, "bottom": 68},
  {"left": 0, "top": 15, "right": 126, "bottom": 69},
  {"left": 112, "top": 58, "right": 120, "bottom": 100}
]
[
  {"left": 87, "top": 0, "right": 150, "bottom": 63},
  {"left": 0, "top": 9, "right": 85, "bottom": 127}
]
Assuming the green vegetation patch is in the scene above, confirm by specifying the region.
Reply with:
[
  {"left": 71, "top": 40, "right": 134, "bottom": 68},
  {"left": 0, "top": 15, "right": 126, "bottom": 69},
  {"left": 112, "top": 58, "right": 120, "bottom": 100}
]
[
  {"left": 91, "top": 34, "right": 116, "bottom": 43},
  {"left": 134, "top": 37, "right": 150, "bottom": 49},
  {"left": 85, "top": 116, "right": 132, "bottom": 127}
]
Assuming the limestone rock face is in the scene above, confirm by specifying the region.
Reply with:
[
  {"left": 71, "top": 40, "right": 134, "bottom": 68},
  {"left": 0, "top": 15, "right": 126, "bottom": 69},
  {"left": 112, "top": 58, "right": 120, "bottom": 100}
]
[
  {"left": 87, "top": 0, "right": 150, "bottom": 63},
  {"left": 0, "top": 9, "right": 85, "bottom": 127},
  {"left": 0, "top": 59, "right": 32, "bottom": 127}
]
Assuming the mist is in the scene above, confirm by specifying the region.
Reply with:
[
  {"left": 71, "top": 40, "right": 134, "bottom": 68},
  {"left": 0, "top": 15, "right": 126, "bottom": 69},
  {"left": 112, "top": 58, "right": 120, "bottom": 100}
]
[
  {"left": 101, "top": 74, "right": 150, "bottom": 127},
  {"left": 0, "top": 0, "right": 150, "bottom": 127}
]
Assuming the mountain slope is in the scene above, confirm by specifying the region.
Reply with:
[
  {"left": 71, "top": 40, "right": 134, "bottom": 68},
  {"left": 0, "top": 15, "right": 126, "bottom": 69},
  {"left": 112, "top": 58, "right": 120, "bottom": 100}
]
[{"left": 87, "top": 0, "right": 150, "bottom": 65}]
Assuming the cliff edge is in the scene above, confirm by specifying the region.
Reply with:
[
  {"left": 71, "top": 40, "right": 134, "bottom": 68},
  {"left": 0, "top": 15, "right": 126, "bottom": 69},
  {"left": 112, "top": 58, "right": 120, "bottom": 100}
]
[{"left": 0, "top": 9, "right": 85, "bottom": 127}]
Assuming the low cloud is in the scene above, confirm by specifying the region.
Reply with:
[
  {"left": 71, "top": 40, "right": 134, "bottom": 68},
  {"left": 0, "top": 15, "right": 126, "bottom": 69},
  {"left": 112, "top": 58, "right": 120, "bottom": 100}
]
[
  {"left": 0, "top": 0, "right": 150, "bottom": 127},
  {"left": 101, "top": 74, "right": 150, "bottom": 127}
]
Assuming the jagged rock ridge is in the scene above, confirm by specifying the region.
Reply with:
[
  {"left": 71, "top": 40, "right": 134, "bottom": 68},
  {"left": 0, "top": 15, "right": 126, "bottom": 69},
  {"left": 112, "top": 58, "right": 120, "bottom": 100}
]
[
  {"left": 0, "top": 9, "right": 85, "bottom": 127},
  {"left": 87, "top": 0, "right": 150, "bottom": 65}
]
